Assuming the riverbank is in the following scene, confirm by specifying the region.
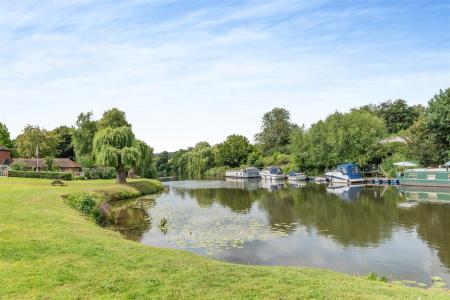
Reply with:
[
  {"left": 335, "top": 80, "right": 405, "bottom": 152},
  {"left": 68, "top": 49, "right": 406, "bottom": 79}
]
[{"left": 0, "top": 178, "right": 448, "bottom": 299}]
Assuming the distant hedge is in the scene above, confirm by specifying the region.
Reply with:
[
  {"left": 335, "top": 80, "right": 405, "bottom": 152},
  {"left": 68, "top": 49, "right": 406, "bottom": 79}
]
[
  {"left": 82, "top": 167, "right": 115, "bottom": 180},
  {"left": 8, "top": 170, "right": 73, "bottom": 180}
]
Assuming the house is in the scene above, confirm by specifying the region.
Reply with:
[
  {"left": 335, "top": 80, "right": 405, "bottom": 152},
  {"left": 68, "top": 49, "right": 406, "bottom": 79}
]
[
  {"left": 9, "top": 158, "right": 82, "bottom": 173},
  {"left": 0, "top": 145, "right": 11, "bottom": 165},
  {"left": 11, "top": 158, "right": 82, "bottom": 173}
]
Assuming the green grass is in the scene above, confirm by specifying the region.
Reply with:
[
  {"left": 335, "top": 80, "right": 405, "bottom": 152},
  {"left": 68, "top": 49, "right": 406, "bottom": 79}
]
[{"left": 0, "top": 177, "right": 448, "bottom": 299}]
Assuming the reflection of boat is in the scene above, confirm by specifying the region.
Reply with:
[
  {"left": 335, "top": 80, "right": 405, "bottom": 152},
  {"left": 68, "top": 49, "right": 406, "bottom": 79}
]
[
  {"left": 314, "top": 177, "right": 327, "bottom": 183},
  {"left": 400, "top": 168, "right": 450, "bottom": 187},
  {"left": 225, "top": 167, "right": 260, "bottom": 178},
  {"left": 397, "top": 201, "right": 419, "bottom": 209},
  {"left": 326, "top": 183, "right": 364, "bottom": 201},
  {"left": 325, "top": 163, "right": 364, "bottom": 184},
  {"left": 288, "top": 181, "right": 307, "bottom": 188},
  {"left": 259, "top": 180, "right": 285, "bottom": 191},
  {"left": 287, "top": 172, "right": 307, "bottom": 181},
  {"left": 225, "top": 177, "right": 261, "bottom": 190},
  {"left": 260, "top": 167, "right": 285, "bottom": 180},
  {"left": 398, "top": 186, "right": 450, "bottom": 203}
]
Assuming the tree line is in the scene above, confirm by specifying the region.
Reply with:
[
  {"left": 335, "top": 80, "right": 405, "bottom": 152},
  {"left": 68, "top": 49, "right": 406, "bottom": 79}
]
[
  {"left": 155, "top": 87, "right": 449, "bottom": 178},
  {"left": 0, "top": 108, "right": 154, "bottom": 183},
  {"left": 1, "top": 87, "right": 448, "bottom": 180}
]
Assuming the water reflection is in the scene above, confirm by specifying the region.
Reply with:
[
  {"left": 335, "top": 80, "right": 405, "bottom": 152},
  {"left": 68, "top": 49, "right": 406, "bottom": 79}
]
[
  {"left": 107, "top": 197, "right": 155, "bottom": 241},
  {"left": 108, "top": 181, "right": 450, "bottom": 286},
  {"left": 326, "top": 183, "right": 364, "bottom": 201}
]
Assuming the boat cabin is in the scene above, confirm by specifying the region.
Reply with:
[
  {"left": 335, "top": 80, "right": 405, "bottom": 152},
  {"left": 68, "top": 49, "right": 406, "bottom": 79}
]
[{"left": 335, "top": 164, "right": 362, "bottom": 180}]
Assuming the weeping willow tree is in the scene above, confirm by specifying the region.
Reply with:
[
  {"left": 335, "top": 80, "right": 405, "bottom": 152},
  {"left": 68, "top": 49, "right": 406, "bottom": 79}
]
[
  {"left": 185, "top": 142, "right": 213, "bottom": 179},
  {"left": 93, "top": 126, "right": 141, "bottom": 184}
]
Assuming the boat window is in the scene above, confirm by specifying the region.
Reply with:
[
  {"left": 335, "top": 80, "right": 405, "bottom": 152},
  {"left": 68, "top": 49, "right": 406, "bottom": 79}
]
[
  {"left": 351, "top": 165, "right": 360, "bottom": 174},
  {"left": 408, "top": 173, "right": 417, "bottom": 178},
  {"left": 427, "top": 174, "right": 436, "bottom": 180},
  {"left": 341, "top": 167, "right": 347, "bottom": 174}
]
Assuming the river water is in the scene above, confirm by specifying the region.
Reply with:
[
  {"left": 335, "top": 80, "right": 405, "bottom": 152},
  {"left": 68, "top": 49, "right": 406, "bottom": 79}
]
[{"left": 108, "top": 179, "right": 450, "bottom": 287}]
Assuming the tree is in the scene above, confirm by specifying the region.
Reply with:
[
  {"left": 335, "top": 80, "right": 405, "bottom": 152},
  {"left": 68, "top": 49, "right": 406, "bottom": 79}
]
[
  {"left": 359, "top": 99, "right": 420, "bottom": 134},
  {"left": 72, "top": 112, "right": 98, "bottom": 167},
  {"left": 52, "top": 126, "right": 75, "bottom": 160},
  {"left": 185, "top": 142, "right": 214, "bottom": 179},
  {"left": 406, "top": 116, "right": 447, "bottom": 166},
  {"left": 155, "top": 151, "right": 170, "bottom": 177},
  {"left": 134, "top": 139, "right": 156, "bottom": 178},
  {"left": 14, "top": 125, "right": 60, "bottom": 158},
  {"left": 247, "top": 150, "right": 264, "bottom": 168},
  {"left": 0, "top": 122, "right": 13, "bottom": 148},
  {"left": 167, "top": 149, "right": 189, "bottom": 177},
  {"left": 254, "top": 108, "right": 295, "bottom": 154},
  {"left": 290, "top": 110, "right": 386, "bottom": 173},
  {"left": 215, "top": 135, "right": 253, "bottom": 167},
  {"left": 98, "top": 108, "right": 130, "bottom": 130},
  {"left": 93, "top": 126, "right": 142, "bottom": 184},
  {"left": 426, "top": 88, "right": 450, "bottom": 147}
]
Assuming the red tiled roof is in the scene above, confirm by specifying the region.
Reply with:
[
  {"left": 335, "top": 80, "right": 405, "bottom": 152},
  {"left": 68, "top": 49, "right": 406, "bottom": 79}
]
[{"left": 12, "top": 158, "right": 81, "bottom": 169}]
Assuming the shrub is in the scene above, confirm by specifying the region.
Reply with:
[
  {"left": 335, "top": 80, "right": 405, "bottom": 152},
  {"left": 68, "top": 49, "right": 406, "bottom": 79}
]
[
  {"left": 82, "top": 167, "right": 115, "bottom": 179},
  {"left": 10, "top": 162, "right": 28, "bottom": 171},
  {"left": 204, "top": 166, "right": 229, "bottom": 178},
  {"left": 65, "top": 193, "right": 107, "bottom": 225},
  {"left": 8, "top": 170, "right": 72, "bottom": 180}
]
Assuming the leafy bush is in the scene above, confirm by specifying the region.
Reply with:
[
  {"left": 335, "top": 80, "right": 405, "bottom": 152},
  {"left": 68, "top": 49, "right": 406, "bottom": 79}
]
[
  {"left": 10, "top": 162, "right": 28, "bottom": 171},
  {"left": 82, "top": 167, "right": 115, "bottom": 179},
  {"left": 204, "top": 166, "right": 229, "bottom": 178},
  {"left": 8, "top": 170, "right": 72, "bottom": 180},
  {"left": 65, "top": 193, "right": 107, "bottom": 225}
]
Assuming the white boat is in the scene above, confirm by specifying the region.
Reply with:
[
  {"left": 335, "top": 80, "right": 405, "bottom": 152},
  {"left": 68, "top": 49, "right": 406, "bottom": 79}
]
[
  {"left": 287, "top": 172, "right": 307, "bottom": 181},
  {"left": 260, "top": 167, "right": 285, "bottom": 180},
  {"left": 225, "top": 167, "right": 260, "bottom": 178},
  {"left": 325, "top": 163, "right": 365, "bottom": 184},
  {"left": 259, "top": 180, "right": 285, "bottom": 191}
]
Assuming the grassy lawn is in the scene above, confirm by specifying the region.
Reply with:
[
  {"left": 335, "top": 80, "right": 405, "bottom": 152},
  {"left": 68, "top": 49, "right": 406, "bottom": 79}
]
[{"left": 0, "top": 177, "right": 448, "bottom": 299}]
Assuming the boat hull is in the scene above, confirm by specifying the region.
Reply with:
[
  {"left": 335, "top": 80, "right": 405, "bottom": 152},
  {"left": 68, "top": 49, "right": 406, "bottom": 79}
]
[
  {"left": 288, "top": 175, "right": 307, "bottom": 181},
  {"left": 261, "top": 174, "right": 286, "bottom": 180},
  {"left": 399, "top": 179, "right": 450, "bottom": 188},
  {"left": 325, "top": 172, "right": 364, "bottom": 183}
]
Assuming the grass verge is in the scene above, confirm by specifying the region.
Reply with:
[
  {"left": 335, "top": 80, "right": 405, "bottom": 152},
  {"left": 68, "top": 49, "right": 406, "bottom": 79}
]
[{"left": 0, "top": 177, "right": 448, "bottom": 299}]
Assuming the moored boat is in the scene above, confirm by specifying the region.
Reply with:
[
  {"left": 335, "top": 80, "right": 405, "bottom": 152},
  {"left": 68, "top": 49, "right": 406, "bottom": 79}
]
[
  {"left": 325, "top": 163, "right": 364, "bottom": 184},
  {"left": 225, "top": 167, "right": 260, "bottom": 178},
  {"left": 399, "top": 168, "right": 450, "bottom": 187},
  {"left": 287, "top": 172, "right": 307, "bottom": 181},
  {"left": 260, "top": 167, "right": 285, "bottom": 180}
]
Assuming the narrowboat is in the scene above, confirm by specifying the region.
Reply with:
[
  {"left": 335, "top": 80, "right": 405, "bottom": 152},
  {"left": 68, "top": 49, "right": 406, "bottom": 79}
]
[
  {"left": 325, "top": 163, "right": 364, "bottom": 183},
  {"left": 260, "top": 167, "right": 285, "bottom": 180},
  {"left": 225, "top": 167, "right": 260, "bottom": 178},
  {"left": 399, "top": 168, "right": 450, "bottom": 187}
]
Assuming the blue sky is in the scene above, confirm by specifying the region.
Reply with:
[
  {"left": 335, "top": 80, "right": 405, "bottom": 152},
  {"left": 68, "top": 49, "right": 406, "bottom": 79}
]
[{"left": 1, "top": 0, "right": 449, "bottom": 152}]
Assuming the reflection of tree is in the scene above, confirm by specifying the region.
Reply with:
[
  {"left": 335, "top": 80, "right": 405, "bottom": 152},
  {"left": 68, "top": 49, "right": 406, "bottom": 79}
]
[
  {"left": 258, "top": 185, "right": 400, "bottom": 247},
  {"left": 398, "top": 203, "right": 450, "bottom": 269},
  {"left": 107, "top": 198, "right": 155, "bottom": 241},
  {"left": 110, "top": 184, "right": 450, "bottom": 270},
  {"left": 181, "top": 188, "right": 263, "bottom": 213}
]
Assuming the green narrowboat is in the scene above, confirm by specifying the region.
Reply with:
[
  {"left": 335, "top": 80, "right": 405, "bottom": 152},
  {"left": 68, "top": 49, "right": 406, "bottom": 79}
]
[{"left": 400, "top": 168, "right": 450, "bottom": 187}]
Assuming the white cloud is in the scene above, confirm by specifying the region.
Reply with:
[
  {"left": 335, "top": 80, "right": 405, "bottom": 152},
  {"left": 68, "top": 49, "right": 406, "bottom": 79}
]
[{"left": 1, "top": 0, "right": 449, "bottom": 151}]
